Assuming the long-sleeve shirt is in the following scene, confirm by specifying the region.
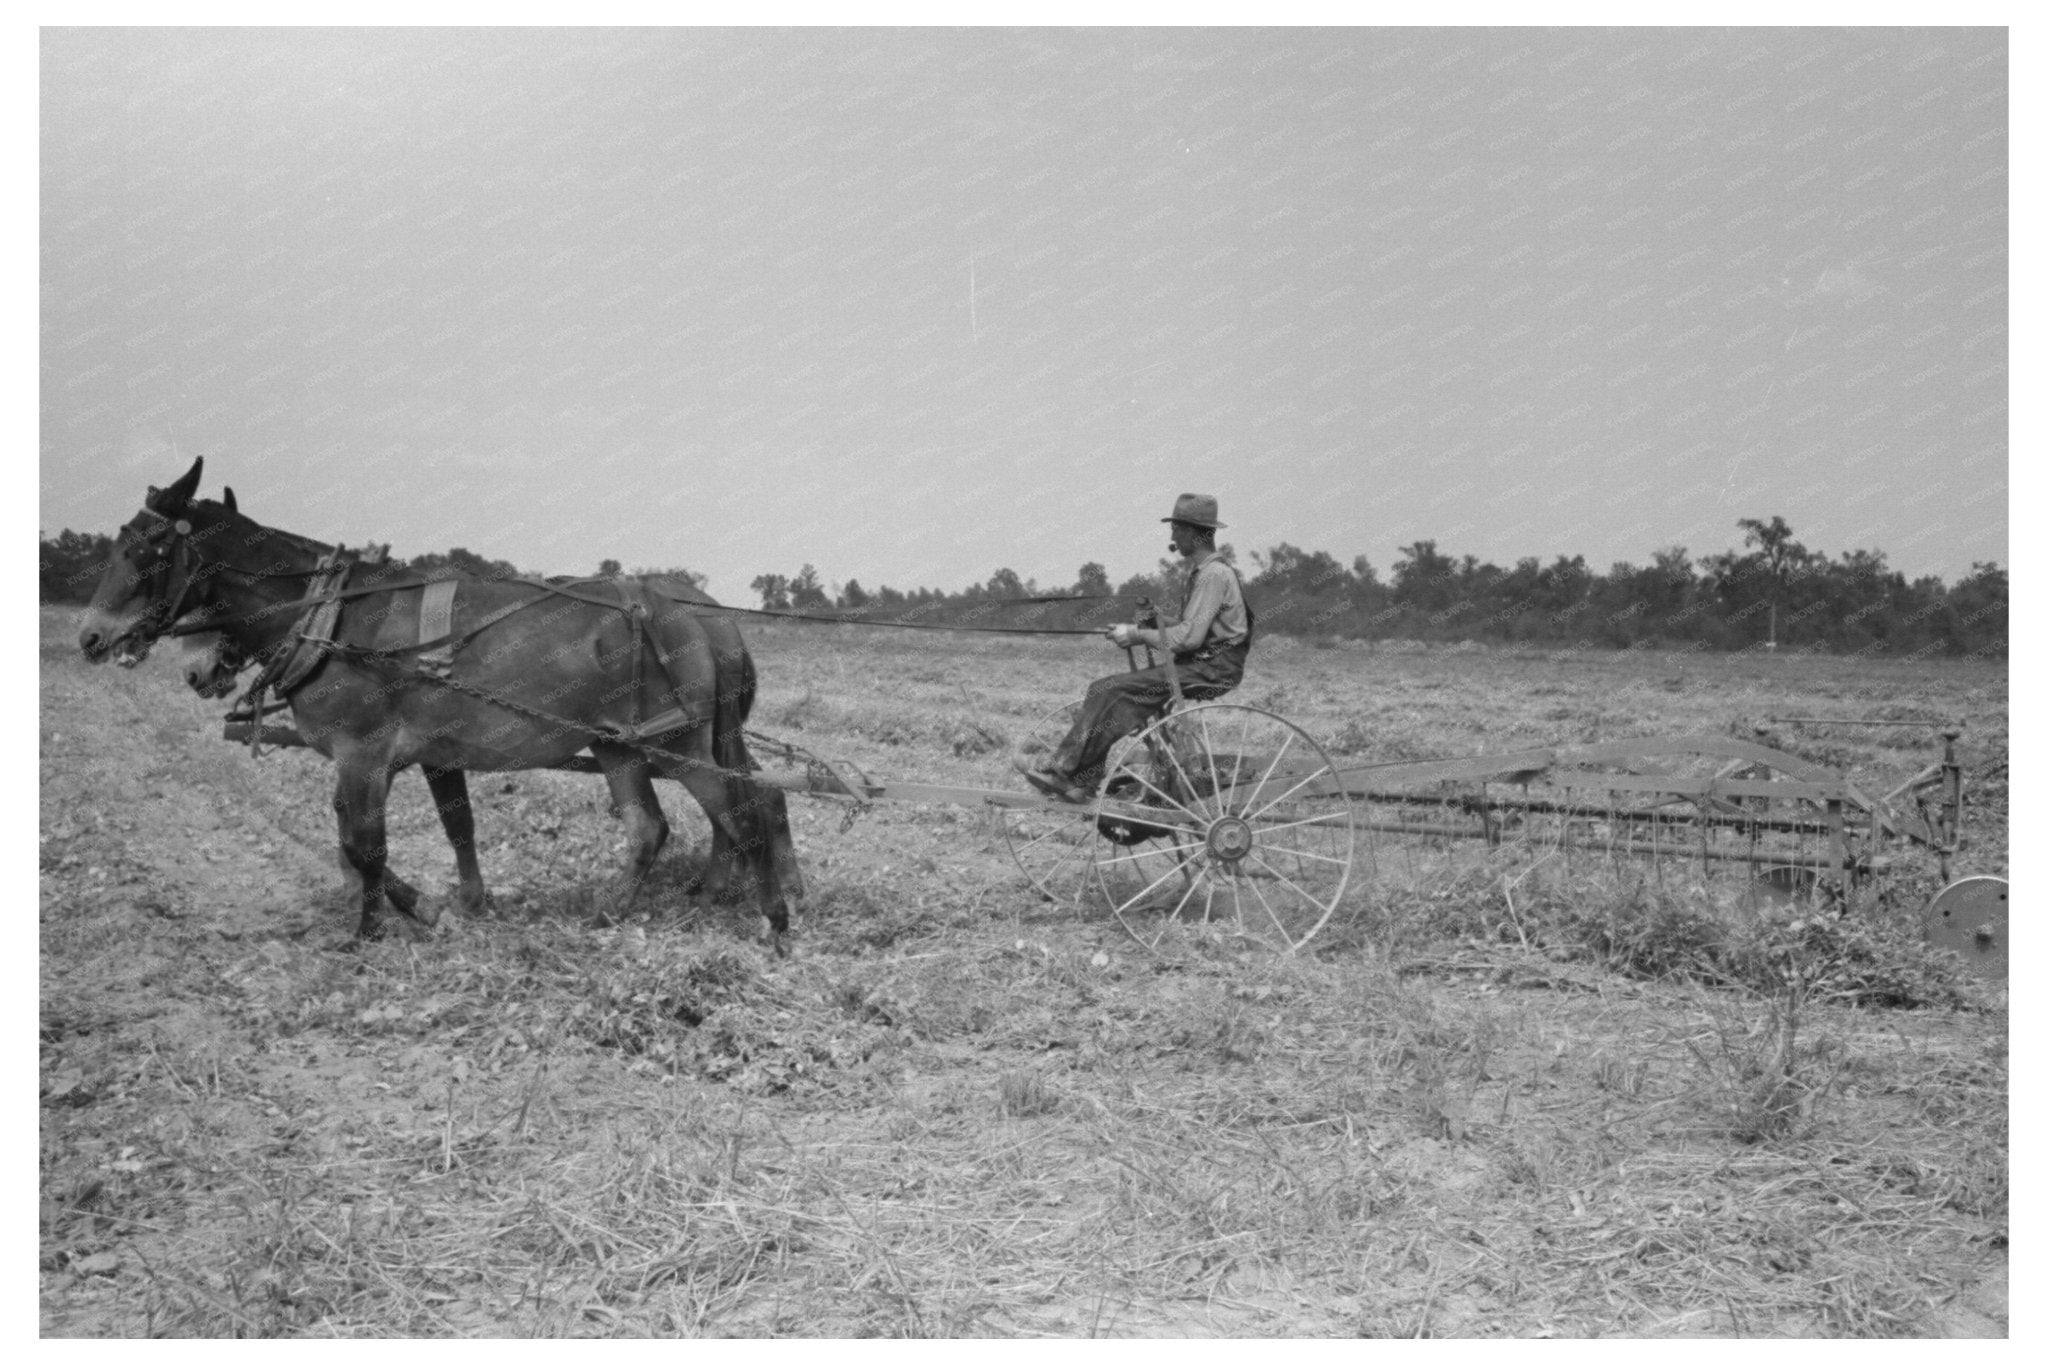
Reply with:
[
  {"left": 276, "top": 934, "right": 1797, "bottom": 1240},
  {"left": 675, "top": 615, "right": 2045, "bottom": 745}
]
[{"left": 1157, "top": 552, "right": 1250, "bottom": 655}]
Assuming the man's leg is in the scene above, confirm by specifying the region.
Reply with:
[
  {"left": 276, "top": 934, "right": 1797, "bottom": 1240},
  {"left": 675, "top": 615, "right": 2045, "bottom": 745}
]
[
  {"left": 1175, "top": 644, "right": 1248, "bottom": 703},
  {"left": 1042, "top": 664, "right": 1176, "bottom": 791}
]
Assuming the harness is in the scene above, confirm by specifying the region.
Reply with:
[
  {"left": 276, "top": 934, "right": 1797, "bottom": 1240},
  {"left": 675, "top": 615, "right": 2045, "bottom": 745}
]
[{"left": 179, "top": 532, "right": 760, "bottom": 795}]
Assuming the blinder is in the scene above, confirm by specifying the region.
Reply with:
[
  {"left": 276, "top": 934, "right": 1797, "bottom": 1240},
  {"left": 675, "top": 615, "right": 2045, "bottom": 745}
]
[{"left": 122, "top": 505, "right": 207, "bottom": 643}]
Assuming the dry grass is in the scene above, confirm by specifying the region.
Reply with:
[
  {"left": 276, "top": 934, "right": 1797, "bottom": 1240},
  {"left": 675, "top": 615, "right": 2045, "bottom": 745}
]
[{"left": 40, "top": 607, "right": 2006, "bottom": 1336}]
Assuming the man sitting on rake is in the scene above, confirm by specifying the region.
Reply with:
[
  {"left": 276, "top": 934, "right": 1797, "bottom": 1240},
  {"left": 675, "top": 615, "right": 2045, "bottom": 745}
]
[{"left": 1017, "top": 493, "right": 1254, "bottom": 803}]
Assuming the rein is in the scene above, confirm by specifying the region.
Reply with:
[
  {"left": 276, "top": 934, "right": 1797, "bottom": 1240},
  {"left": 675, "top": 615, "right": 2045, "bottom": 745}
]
[{"left": 174, "top": 575, "right": 1138, "bottom": 641}]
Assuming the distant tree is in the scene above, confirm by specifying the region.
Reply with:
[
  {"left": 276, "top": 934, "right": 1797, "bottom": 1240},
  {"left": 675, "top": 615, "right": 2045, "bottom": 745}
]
[
  {"left": 634, "top": 565, "right": 708, "bottom": 592},
  {"left": 1946, "top": 560, "right": 2007, "bottom": 654},
  {"left": 39, "top": 529, "right": 114, "bottom": 602},
  {"left": 1073, "top": 562, "right": 1112, "bottom": 597},
  {"left": 838, "top": 578, "right": 870, "bottom": 609},
  {"left": 789, "top": 564, "right": 829, "bottom": 610},
  {"left": 1391, "top": 540, "right": 1457, "bottom": 612},
  {"left": 410, "top": 547, "right": 521, "bottom": 581},
  {"left": 597, "top": 558, "right": 622, "bottom": 577},
  {"left": 1736, "top": 515, "right": 1816, "bottom": 645},
  {"left": 750, "top": 573, "right": 791, "bottom": 611},
  {"left": 1252, "top": 543, "right": 1350, "bottom": 596},
  {"left": 985, "top": 566, "right": 1025, "bottom": 599}
]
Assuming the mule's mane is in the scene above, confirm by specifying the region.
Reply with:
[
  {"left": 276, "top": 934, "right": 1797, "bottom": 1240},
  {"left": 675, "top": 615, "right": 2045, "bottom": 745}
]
[{"left": 181, "top": 497, "right": 336, "bottom": 560}]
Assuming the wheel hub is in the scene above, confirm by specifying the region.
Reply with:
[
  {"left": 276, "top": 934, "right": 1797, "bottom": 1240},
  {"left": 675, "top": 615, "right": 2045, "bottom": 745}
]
[{"left": 1206, "top": 815, "right": 1254, "bottom": 863}]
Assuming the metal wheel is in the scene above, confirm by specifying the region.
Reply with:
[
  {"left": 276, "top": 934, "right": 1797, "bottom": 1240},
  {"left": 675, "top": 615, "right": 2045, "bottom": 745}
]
[
  {"left": 1001, "top": 701, "right": 1099, "bottom": 904},
  {"left": 1094, "top": 702, "right": 1356, "bottom": 954}
]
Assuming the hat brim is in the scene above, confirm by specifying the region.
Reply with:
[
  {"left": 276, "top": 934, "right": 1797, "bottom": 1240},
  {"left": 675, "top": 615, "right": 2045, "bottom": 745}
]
[{"left": 1162, "top": 516, "right": 1227, "bottom": 529}]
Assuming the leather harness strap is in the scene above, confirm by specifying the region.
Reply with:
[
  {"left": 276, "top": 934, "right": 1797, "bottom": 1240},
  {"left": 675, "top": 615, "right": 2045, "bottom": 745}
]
[{"left": 417, "top": 578, "right": 460, "bottom": 677}]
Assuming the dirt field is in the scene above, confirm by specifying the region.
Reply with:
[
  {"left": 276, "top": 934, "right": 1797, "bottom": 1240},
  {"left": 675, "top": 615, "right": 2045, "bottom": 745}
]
[{"left": 39, "top": 605, "right": 2007, "bottom": 1337}]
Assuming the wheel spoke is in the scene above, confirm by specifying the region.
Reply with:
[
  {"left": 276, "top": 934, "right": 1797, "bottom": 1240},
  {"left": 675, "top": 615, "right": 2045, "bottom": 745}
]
[
  {"left": 1109, "top": 845, "right": 1209, "bottom": 910},
  {"left": 1246, "top": 850, "right": 1335, "bottom": 911},
  {"left": 1197, "top": 706, "right": 1225, "bottom": 819},
  {"left": 1097, "top": 836, "right": 1206, "bottom": 869},
  {"left": 1245, "top": 759, "right": 1339, "bottom": 824},
  {"left": 1165, "top": 865, "right": 1205, "bottom": 922},
  {"left": 1104, "top": 763, "right": 1203, "bottom": 822},
  {"left": 1237, "top": 727, "right": 1296, "bottom": 819},
  {"left": 1155, "top": 722, "right": 1212, "bottom": 821},
  {"left": 1246, "top": 870, "right": 1294, "bottom": 944},
  {"left": 1254, "top": 844, "right": 1351, "bottom": 868},
  {"left": 1246, "top": 808, "right": 1353, "bottom": 837}
]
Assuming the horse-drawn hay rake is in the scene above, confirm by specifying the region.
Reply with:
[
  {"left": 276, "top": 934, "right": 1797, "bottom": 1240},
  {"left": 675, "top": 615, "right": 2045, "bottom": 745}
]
[
  {"left": 91, "top": 461, "right": 2002, "bottom": 975},
  {"left": 980, "top": 704, "right": 1987, "bottom": 967},
  {"left": 226, "top": 685, "right": 1994, "bottom": 969}
]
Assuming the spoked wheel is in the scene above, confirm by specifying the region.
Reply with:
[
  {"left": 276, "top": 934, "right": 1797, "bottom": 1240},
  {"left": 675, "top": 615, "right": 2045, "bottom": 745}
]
[
  {"left": 1094, "top": 702, "right": 1356, "bottom": 954},
  {"left": 1001, "top": 701, "right": 1098, "bottom": 905}
]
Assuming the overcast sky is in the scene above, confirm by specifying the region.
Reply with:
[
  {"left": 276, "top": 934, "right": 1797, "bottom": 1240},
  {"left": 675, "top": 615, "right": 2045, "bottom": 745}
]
[{"left": 41, "top": 27, "right": 2007, "bottom": 599}]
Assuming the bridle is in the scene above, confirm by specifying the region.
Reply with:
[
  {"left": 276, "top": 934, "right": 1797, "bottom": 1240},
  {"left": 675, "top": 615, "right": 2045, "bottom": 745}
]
[
  {"left": 119, "top": 506, "right": 207, "bottom": 647},
  {"left": 119, "top": 503, "right": 340, "bottom": 649}
]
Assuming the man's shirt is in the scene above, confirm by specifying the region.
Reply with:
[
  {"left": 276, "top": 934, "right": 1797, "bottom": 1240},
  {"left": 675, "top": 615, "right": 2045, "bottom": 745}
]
[{"left": 1159, "top": 550, "right": 1250, "bottom": 654}]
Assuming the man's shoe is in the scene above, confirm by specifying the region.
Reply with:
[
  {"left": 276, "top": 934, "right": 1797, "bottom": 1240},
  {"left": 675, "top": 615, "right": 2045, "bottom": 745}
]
[{"left": 1016, "top": 759, "right": 1088, "bottom": 803}]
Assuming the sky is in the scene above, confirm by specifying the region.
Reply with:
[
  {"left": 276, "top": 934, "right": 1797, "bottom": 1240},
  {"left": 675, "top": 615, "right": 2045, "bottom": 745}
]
[{"left": 40, "top": 27, "right": 2008, "bottom": 600}]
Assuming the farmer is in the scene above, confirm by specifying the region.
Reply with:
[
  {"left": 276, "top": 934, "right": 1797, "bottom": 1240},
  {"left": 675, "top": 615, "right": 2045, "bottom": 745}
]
[{"left": 1017, "top": 493, "right": 1253, "bottom": 802}]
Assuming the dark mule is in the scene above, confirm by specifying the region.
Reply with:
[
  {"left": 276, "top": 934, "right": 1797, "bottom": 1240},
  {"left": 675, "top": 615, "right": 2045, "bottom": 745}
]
[
  {"left": 80, "top": 459, "right": 802, "bottom": 942},
  {"left": 180, "top": 628, "right": 489, "bottom": 922},
  {"left": 177, "top": 571, "right": 771, "bottom": 918}
]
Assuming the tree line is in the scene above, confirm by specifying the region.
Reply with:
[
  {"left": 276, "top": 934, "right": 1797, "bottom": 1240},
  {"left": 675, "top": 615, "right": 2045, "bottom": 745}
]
[
  {"left": 738, "top": 515, "right": 2005, "bottom": 659},
  {"left": 41, "top": 516, "right": 2005, "bottom": 658}
]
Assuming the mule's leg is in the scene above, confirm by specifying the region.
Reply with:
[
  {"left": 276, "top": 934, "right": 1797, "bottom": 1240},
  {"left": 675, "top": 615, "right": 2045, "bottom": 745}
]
[
  {"left": 590, "top": 744, "right": 668, "bottom": 925},
  {"left": 332, "top": 760, "right": 400, "bottom": 940},
  {"left": 686, "top": 813, "right": 738, "bottom": 901},
  {"left": 424, "top": 765, "right": 488, "bottom": 915},
  {"left": 666, "top": 757, "right": 791, "bottom": 941}
]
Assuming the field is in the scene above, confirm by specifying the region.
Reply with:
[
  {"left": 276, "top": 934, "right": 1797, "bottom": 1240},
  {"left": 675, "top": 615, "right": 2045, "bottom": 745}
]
[{"left": 39, "top": 604, "right": 2008, "bottom": 1337}]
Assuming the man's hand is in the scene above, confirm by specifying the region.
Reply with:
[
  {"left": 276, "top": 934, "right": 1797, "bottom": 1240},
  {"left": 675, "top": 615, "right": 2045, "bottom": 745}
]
[{"left": 1106, "top": 624, "right": 1137, "bottom": 648}]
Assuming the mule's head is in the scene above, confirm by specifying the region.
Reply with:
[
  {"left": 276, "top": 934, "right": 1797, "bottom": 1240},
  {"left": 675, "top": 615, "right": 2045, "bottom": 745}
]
[
  {"left": 178, "top": 631, "right": 245, "bottom": 699},
  {"left": 77, "top": 457, "right": 240, "bottom": 666}
]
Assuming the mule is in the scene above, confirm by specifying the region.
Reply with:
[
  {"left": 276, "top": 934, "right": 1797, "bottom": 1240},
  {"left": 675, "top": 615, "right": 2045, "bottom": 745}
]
[
  {"left": 80, "top": 458, "right": 802, "bottom": 943},
  {"left": 177, "top": 573, "right": 773, "bottom": 921},
  {"left": 181, "top": 628, "right": 490, "bottom": 922}
]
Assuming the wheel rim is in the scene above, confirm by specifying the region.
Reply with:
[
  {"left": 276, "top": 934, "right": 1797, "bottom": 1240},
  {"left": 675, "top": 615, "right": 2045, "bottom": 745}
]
[
  {"left": 1001, "top": 701, "right": 1099, "bottom": 904},
  {"left": 1096, "top": 702, "right": 1356, "bottom": 953}
]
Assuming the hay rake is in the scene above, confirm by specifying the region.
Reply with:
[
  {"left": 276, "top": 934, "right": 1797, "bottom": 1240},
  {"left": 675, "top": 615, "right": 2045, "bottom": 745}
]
[{"left": 226, "top": 704, "right": 1992, "bottom": 971}]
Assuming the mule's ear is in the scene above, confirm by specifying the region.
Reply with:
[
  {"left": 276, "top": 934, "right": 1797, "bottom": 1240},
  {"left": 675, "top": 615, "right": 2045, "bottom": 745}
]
[
  {"left": 222, "top": 486, "right": 237, "bottom": 514},
  {"left": 155, "top": 456, "right": 203, "bottom": 512}
]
